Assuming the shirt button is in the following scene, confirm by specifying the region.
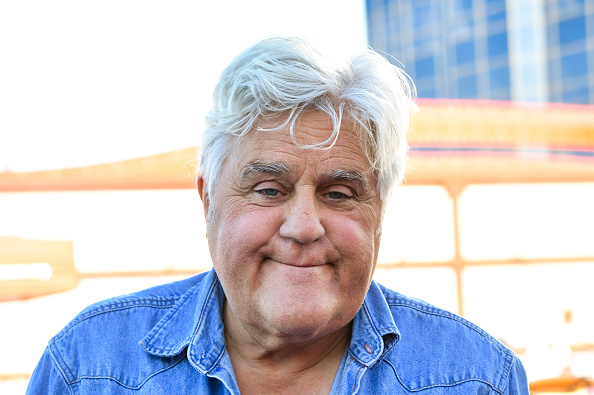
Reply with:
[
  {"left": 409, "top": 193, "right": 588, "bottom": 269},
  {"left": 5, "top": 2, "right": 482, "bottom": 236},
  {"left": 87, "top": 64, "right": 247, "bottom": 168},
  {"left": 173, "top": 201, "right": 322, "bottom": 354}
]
[{"left": 364, "top": 343, "right": 373, "bottom": 354}]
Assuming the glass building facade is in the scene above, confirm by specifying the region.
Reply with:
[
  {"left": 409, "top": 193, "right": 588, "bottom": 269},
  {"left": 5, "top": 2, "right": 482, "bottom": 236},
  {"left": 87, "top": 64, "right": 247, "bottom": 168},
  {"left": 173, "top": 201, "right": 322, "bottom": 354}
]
[{"left": 366, "top": 0, "right": 594, "bottom": 104}]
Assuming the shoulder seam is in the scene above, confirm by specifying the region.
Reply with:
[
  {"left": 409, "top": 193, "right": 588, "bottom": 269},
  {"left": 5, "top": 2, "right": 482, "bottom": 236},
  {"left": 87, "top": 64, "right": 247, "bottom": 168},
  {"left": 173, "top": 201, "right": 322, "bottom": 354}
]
[
  {"left": 387, "top": 298, "right": 516, "bottom": 393},
  {"left": 387, "top": 299, "right": 513, "bottom": 357},
  {"left": 53, "top": 297, "right": 180, "bottom": 343},
  {"left": 47, "top": 343, "right": 76, "bottom": 388},
  {"left": 493, "top": 353, "right": 517, "bottom": 394}
]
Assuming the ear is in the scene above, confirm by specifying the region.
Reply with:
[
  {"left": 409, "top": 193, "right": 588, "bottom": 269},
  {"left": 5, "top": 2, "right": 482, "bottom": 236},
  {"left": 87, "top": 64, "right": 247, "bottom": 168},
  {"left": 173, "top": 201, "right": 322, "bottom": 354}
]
[{"left": 196, "top": 176, "right": 210, "bottom": 220}]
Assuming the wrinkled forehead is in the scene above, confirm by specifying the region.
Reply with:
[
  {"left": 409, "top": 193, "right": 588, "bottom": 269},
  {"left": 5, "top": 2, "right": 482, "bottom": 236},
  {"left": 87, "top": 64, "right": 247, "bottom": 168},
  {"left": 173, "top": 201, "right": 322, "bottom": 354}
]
[
  {"left": 231, "top": 113, "right": 371, "bottom": 163},
  {"left": 240, "top": 113, "right": 374, "bottom": 174},
  {"left": 255, "top": 110, "right": 372, "bottom": 146}
]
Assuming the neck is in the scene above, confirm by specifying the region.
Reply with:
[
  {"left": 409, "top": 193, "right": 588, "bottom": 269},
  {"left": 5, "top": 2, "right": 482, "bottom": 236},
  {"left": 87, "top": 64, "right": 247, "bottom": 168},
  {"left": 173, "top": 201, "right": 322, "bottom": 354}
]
[{"left": 223, "top": 301, "right": 351, "bottom": 395}]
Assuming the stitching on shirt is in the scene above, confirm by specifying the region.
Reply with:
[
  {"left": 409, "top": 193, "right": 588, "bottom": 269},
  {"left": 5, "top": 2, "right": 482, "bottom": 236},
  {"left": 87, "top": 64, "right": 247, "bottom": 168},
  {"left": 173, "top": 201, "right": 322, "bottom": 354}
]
[
  {"left": 349, "top": 355, "right": 365, "bottom": 395},
  {"left": 349, "top": 304, "right": 385, "bottom": 367},
  {"left": 357, "top": 302, "right": 399, "bottom": 367},
  {"left": 192, "top": 276, "right": 219, "bottom": 340},
  {"left": 386, "top": 298, "right": 515, "bottom": 393},
  {"left": 201, "top": 339, "right": 227, "bottom": 375},
  {"left": 386, "top": 357, "right": 500, "bottom": 393},
  {"left": 348, "top": 349, "right": 366, "bottom": 367},
  {"left": 383, "top": 358, "right": 405, "bottom": 390},
  {"left": 190, "top": 278, "right": 228, "bottom": 372},
  {"left": 400, "top": 375, "right": 497, "bottom": 392},
  {"left": 493, "top": 350, "right": 515, "bottom": 393},
  {"left": 143, "top": 291, "right": 200, "bottom": 353},
  {"left": 361, "top": 302, "right": 382, "bottom": 343},
  {"left": 387, "top": 298, "right": 512, "bottom": 356},
  {"left": 53, "top": 298, "right": 179, "bottom": 343},
  {"left": 68, "top": 353, "right": 186, "bottom": 389},
  {"left": 47, "top": 344, "right": 76, "bottom": 391}
]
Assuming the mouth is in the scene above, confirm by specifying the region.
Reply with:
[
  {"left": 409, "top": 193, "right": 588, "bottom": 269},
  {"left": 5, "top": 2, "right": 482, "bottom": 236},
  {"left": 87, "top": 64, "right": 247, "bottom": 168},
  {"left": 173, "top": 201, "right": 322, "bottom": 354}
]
[{"left": 268, "top": 257, "right": 328, "bottom": 268}]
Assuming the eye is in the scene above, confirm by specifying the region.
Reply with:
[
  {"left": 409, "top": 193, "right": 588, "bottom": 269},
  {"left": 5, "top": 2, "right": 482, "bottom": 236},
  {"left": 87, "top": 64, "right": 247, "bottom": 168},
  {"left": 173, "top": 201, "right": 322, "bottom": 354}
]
[
  {"left": 253, "top": 182, "right": 287, "bottom": 199},
  {"left": 326, "top": 190, "right": 353, "bottom": 200},
  {"left": 258, "top": 188, "right": 281, "bottom": 197}
]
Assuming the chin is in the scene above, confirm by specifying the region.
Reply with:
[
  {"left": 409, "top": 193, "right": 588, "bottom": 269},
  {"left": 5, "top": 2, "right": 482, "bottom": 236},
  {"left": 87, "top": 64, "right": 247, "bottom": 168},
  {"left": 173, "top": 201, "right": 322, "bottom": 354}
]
[{"left": 261, "top": 300, "right": 346, "bottom": 338}]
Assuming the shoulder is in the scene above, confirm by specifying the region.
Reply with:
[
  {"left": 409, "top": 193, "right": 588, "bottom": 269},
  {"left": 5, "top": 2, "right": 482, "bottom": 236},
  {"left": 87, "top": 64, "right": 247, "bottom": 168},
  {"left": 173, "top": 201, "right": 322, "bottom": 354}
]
[
  {"left": 46, "top": 273, "right": 209, "bottom": 386},
  {"left": 378, "top": 284, "right": 522, "bottom": 393},
  {"left": 53, "top": 273, "right": 206, "bottom": 342}
]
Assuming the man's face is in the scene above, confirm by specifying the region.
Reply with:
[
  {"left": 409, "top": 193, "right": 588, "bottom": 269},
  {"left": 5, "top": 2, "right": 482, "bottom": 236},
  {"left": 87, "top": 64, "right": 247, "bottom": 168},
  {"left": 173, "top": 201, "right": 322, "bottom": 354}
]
[{"left": 202, "top": 111, "right": 383, "bottom": 341}]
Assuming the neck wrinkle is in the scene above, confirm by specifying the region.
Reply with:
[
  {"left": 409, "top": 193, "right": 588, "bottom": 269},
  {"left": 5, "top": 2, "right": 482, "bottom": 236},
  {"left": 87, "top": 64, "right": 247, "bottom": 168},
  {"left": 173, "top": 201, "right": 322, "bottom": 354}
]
[{"left": 223, "top": 299, "right": 352, "bottom": 390}]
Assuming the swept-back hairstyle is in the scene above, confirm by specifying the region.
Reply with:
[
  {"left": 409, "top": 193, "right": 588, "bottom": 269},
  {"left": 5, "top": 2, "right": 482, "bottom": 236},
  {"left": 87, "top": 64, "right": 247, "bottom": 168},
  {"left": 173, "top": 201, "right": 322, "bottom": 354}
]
[{"left": 199, "top": 36, "right": 417, "bottom": 206}]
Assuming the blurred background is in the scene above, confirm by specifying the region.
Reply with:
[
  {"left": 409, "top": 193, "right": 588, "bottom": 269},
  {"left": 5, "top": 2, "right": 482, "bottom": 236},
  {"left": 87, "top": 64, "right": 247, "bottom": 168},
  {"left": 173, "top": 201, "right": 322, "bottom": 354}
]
[{"left": 1, "top": 0, "right": 593, "bottom": 393}]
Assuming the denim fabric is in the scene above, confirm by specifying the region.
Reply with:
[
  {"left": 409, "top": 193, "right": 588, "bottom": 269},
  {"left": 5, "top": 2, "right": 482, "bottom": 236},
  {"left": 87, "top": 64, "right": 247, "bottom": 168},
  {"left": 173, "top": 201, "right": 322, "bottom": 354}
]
[{"left": 27, "top": 268, "right": 529, "bottom": 394}]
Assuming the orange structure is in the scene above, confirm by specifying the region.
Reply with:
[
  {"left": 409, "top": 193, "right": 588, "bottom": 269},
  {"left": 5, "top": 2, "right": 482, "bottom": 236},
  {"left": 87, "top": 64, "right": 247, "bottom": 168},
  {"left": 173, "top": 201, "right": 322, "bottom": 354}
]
[
  {"left": 1, "top": 99, "right": 593, "bottom": 311},
  {"left": 529, "top": 376, "right": 594, "bottom": 393},
  {"left": 0, "top": 237, "right": 77, "bottom": 301},
  {"left": 1, "top": 100, "right": 593, "bottom": 193}
]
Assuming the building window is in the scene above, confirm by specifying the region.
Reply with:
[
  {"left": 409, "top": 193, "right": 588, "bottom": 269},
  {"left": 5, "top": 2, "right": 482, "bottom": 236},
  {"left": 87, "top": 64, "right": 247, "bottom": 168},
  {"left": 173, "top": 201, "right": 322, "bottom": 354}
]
[
  {"left": 488, "top": 32, "right": 508, "bottom": 57},
  {"left": 415, "top": 57, "right": 435, "bottom": 79},
  {"left": 456, "top": 41, "right": 475, "bottom": 64},
  {"left": 559, "top": 16, "right": 586, "bottom": 44},
  {"left": 561, "top": 52, "right": 588, "bottom": 78}
]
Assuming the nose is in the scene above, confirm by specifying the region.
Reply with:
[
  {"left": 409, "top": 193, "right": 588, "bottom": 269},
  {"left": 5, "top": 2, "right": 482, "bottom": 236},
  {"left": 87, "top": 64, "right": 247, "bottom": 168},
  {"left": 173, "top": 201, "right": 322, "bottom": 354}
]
[{"left": 279, "top": 188, "right": 325, "bottom": 244}]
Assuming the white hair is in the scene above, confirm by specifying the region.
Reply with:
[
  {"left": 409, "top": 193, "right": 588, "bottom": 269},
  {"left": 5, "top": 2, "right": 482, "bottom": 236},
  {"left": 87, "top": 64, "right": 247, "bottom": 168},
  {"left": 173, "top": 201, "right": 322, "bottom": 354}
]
[{"left": 199, "top": 36, "right": 417, "bottom": 207}]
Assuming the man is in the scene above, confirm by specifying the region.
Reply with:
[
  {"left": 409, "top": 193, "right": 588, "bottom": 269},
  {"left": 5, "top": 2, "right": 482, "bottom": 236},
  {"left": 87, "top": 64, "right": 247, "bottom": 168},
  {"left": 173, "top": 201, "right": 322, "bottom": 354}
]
[{"left": 28, "top": 37, "right": 529, "bottom": 394}]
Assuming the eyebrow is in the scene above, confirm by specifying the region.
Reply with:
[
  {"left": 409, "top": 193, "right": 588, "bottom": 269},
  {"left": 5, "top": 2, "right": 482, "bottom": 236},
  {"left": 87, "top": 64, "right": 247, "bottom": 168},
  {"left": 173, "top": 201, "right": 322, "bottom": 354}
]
[
  {"left": 327, "top": 169, "right": 369, "bottom": 191},
  {"left": 241, "top": 161, "right": 292, "bottom": 179},
  {"left": 240, "top": 161, "right": 370, "bottom": 190}
]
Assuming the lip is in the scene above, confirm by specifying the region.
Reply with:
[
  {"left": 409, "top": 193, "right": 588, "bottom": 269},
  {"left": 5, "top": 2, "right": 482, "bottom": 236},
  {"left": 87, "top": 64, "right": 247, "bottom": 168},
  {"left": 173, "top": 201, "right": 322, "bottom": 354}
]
[{"left": 269, "top": 257, "right": 327, "bottom": 268}]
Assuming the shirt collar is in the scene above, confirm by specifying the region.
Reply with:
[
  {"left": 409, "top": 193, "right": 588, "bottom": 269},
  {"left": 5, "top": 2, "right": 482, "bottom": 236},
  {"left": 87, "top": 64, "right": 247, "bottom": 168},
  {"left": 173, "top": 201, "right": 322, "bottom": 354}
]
[
  {"left": 139, "top": 268, "right": 227, "bottom": 373},
  {"left": 139, "top": 269, "right": 400, "bottom": 371},
  {"left": 349, "top": 280, "right": 401, "bottom": 367}
]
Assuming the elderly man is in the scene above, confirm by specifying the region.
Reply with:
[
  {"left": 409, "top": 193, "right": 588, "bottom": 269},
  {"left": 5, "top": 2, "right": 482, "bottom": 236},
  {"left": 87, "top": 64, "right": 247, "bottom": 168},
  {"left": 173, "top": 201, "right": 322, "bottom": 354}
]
[{"left": 28, "top": 37, "right": 529, "bottom": 394}]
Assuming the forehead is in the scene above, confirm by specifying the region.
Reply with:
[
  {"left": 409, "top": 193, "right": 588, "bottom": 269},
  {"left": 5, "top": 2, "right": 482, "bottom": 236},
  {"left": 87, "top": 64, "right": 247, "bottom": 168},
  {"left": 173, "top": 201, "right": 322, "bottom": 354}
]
[{"left": 226, "top": 112, "right": 372, "bottom": 175}]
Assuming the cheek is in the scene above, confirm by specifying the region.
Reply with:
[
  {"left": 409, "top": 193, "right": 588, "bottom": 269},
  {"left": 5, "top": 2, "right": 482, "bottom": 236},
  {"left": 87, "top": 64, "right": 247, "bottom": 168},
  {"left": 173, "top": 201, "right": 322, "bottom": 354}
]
[
  {"left": 327, "top": 205, "right": 381, "bottom": 248},
  {"left": 326, "top": 216, "right": 379, "bottom": 274},
  {"left": 209, "top": 204, "right": 282, "bottom": 263}
]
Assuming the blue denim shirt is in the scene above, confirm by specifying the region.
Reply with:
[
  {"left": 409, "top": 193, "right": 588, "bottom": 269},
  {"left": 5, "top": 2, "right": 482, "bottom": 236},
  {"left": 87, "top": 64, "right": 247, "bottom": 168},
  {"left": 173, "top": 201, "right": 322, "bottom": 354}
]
[{"left": 27, "top": 268, "right": 529, "bottom": 394}]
